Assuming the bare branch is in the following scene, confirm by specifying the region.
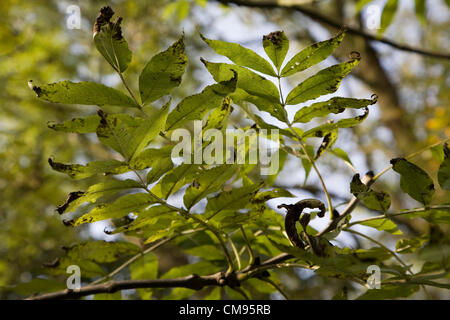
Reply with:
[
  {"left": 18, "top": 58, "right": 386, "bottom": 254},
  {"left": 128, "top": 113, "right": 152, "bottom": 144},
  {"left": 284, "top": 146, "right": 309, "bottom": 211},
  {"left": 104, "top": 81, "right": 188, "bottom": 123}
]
[{"left": 216, "top": 0, "right": 450, "bottom": 60}]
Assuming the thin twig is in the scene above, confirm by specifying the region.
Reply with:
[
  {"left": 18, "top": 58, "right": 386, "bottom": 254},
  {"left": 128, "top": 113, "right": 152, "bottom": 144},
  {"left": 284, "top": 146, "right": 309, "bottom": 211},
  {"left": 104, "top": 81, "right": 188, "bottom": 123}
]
[{"left": 216, "top": 0, "right": 450, "bottom": 60}]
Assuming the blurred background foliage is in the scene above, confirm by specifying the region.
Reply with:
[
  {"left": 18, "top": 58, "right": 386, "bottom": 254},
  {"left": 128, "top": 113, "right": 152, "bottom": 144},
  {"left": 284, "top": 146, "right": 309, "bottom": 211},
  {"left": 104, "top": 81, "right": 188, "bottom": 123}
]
[{"left": 0, "top": 0, "right": 448, "bottom": 299}]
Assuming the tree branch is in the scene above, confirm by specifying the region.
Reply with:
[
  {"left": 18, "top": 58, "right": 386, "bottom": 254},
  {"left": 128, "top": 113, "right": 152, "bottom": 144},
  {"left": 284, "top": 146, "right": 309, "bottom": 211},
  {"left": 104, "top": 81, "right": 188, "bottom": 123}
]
[
  {"left": 317, "top": 172, "right": 374, "bottom": 236},
  {"left": 27, "top": 253, "right": 296, "bottom": 300},
  {"left": 216, "top": 0, "right": 450, "bottom": 60}
]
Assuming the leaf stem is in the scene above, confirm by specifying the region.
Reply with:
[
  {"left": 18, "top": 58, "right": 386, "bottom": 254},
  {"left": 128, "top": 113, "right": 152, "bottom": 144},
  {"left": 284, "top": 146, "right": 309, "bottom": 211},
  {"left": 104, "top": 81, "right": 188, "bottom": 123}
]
[
  {"left": 372, "top": 138, "right": 450, "bottom": 181},
  {"left": 344, "top": 205, "right": 450, "bottom": 228},
  {"left": 136, "top": 180, "right": 235, "bottom": 273},
  {"left": 240, "top": 226, "right": 255, "bottom": 267},
  {"left": 286, "top": 121, "right": 334, "bottom": 218},
  {"left": 344, "top": 228, "right": 412, "bottom": 275}
]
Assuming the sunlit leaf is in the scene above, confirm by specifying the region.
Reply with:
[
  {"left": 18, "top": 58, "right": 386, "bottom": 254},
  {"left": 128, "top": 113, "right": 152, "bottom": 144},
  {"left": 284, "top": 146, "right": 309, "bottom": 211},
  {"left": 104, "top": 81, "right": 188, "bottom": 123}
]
[
  {"left": 379, "top": 0, "right": 399, "bottom": 35},
  {"left": 281, "top": 31, "right": 345, "bottom": 77},
  {"left": 294, "top": 96, "right": 376, "bottom": 123},
  {"left": 93, "top": 6, "right": 132, "bottom": 72},
  {"left": 315, "top": 130, "right": 338, "bottom": 160},
  {"left": 302, "top": 108, "right": 369, "bottom": 138},
  {"left": 165, "top": 75, "right": 236, "bottom": 130},
  {"left": 48, "top": 158, "right": 129, "bottom": 180},
  {"left": 29, "top": 80, "right": 137, "bottom": 108},
  {"left": 390, "top": 158, "right": 435, "bottom": 205},
  {"left": 438, "top": 144, "right": 450, "bottom": 190},
  {"left": 128, "top": 101, "right": 170, "bottom": 161},
  {"left": 262, "top": 31, "right": 289, "bottom": 72},
  {"left": 206, "top": 184, "right": 261, "bottom": 217},
  {"left": 286, "top": 58, "right": 360, "bottom": 105},
  {"left": 139, "top": 35, "right": 187, "bottom": 104},
  {"left": 183, "top": 165, "right": 237, "bottom": 209},
  {"left": 359, "top": 218, "right": 401, "bottom": 235},
  {"left": 47, "top": 115, "right": 101, "bottom": 133},
  {"left": 96, "top": 112, "right": 142, "bottom": 160},
  {"left": 201, "top": 59, "right": 280, "bottom": 103},
  {"left": 330, "top": 148, "right": 353, "bottom": 165},
  {"left": 130, "top": 253, "right": 158, "bottom": 300},
  {"left": 350, "top": 173, "right": 391, "bottom": 212},
  {"left": 201, "top": 33, "right": 276, "bottom": 76},
  {"left": 56, "top": 179, "right": 142, "bottom": 214},
  {"left": 357, "top": 284, "right": 419, "bottom": 300},
  {"left": 71, "top": 193, "right": 157, "bottom": 226}
]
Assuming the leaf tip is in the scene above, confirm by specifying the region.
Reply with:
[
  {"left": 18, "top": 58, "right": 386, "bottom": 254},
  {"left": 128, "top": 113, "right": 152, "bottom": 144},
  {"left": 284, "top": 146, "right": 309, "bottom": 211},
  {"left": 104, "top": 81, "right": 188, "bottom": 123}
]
[{"left": 28, "top": 80, "right": 42, "bottom": 96}]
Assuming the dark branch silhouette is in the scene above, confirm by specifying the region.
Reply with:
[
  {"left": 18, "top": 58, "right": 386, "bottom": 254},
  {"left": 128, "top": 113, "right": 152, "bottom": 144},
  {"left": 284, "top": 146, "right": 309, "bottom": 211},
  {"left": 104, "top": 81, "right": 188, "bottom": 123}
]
[{"left": 216, "top": 0, "right": 450, "bottom": 60}]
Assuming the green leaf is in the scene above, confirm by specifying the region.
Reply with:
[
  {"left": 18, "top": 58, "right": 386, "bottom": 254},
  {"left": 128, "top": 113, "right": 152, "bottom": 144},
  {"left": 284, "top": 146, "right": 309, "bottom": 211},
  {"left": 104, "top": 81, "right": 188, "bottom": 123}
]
[
  {"left": 430, "top": 144, "right": 445, "bottom": 162},
  {"left": 201, "top": 59, "right": 280, "bottom": 103},
  {"left": 252, "top": 188, "right": 295, "bottom": 203},
  {"left": 302, "top": 107, "right": 369, "bottom": 138},
  {"left": 356, "top": 0, "right": 373, "bottom": 13},
  {"left": 56, "top": 179, "right": 142, "bottom": 214},
  {"left": 285, "top": 58, "right": 360, "bottom": 105},
  {"left": 350, "top": 173, "right": 391, "bottom": 212},
  {"left": 44, "top": 241, "right": 140, "bottom": 278},
  {"left": 205, "top": 184, "right": 261, "bottom": 217},
  {"left": 139, "top": 35, "right": 187, "bottom": 104},
  {"left": 281, "top": 31, "right": 345, "bottom": 77},
  {"left": 379, "top": 0, "right": 399, "bottom": 35},
  {"left": 146, "top": 157, "right": 174, "bottom": 184},
  {"left": 262, "top": 31, "right": 289, "bottom": 72},
  {"left": 231, "top": 89, "right": 287, "bottom": 122},
  {"left": 203, "top": 102, "right": 232, "bottom": 134},
  {"left": 161, "top": 260, "right": 221, "bottom": 279},
  {"left": 71, "top": 193, "right": 157, "bottom": 226},
  {"left": 438, "top": 144, "right": 450, "bottom": 190},
  {"left": 330, "top": 148, "right": 353, "bottom": 165},
  {"left": 153, "top": 164, "right": 200, "bottom": 199},
  {"left": 294, "top": 96, "right": 377, "bottom": 123},
  {"left": 129, "top": 145, "right": 173, "bottom": 170},
  {"left": 402, "top": 207, "right": 450, "bottom": 224},
  {"left": 247, "top": 278, "right": 276, "bottom": 295},
  {"left": 44, "top": 258, "right": 105, "bottom": 278},
  {"left": 61, "top": 241, "right": 140, "bottom": 263},
  {"left": 11, "top": 279, "right": 66, "bottom": 296},
  {"left": 29, "top": 80, "right": 137, "bottom": 108},
  {"left": 111, "top": 205, "right": 178, "bottom": 234},
  {"left": 359, "top": 218, "right": 401, "bottom": 235},
  {"left": 415, "top": 0, "right": 426, "bottom": 26},
  {"left": 201, "top": 33, "right": 276, "bottom": 76},
  {"left": 165, "top": 75, "right": 236, "bottom": 131},
  {"left": 251, "top": 114, "right": 293, "bottom": 138},
  {"left": 129, "top": 101, "right": 170, "bottom": 161},
  {"left": 48, "top": 158, "right": 129, "bottom": 180},
  {"left": 183, "top": 165, "right": 237, "bottom": 209},
  {"left": 47, "top": 115, "right": 101, "bottom": 133},
  {"left": 93, "top": 6, "right": 132, "bottom": 73},
  {"left": 390, "top": 158, "right": 435, "bottom": 205},
  {"left": 96, "top": 113, "right": 138, "bottom": 158},
  {"left": 130, "top": 253, "right": 158, "bottom": 300},
  {"left": 357, "top": 284, "right": 419, "bottom": 300},
  {"left": 315, "top": 130, "right": 338, "bottom": 160},
  {"left": 204, "top": 287, "right": 221, "bottom": 300},
  {"left": 396, "top": 237, "right": 427, "bottom": 253},
  {"left": 163, "top": 287, "right": 196, "bottom": 300}
]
